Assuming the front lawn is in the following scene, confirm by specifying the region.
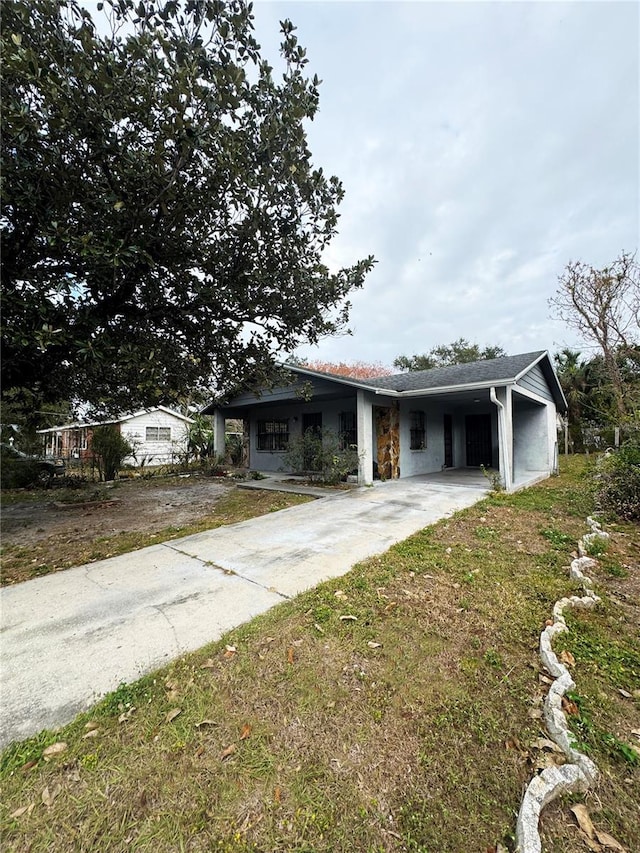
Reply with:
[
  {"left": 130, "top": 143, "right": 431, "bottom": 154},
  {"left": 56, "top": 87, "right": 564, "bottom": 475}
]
[{"left": 1, "top": 456, "right": 638, "bottom": 852}]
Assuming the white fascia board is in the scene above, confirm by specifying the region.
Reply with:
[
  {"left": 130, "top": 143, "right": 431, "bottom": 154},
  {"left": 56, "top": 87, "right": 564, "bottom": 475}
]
[
  {"left": 511, "top": 384, "right": 553, "bottom": 405},
  {"left": 394, "top": 379, "right": 514, "bottom": 399},
  {"left": 513, "top": 352, "right": 546, "bottom": 382}
]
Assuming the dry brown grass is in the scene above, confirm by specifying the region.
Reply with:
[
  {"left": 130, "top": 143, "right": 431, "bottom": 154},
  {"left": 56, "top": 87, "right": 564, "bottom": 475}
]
[{"left": 0, "top": 487, "right": 311, "bottom": 585}]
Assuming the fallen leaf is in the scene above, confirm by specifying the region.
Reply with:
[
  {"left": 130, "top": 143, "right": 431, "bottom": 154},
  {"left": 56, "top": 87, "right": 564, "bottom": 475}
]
[
  {"left": 200, "top": 659, "right": 216, "bottom": 669},
  {"left": 559, "top": 650, "right": 576, "bottom": 667},
  {"left": 225, "top": 645, "right": 236, "bottom": 653},
  {"left": 165, "top": 679, "right": 179, "bottom": 691},
  {"left": 274, "top": 786, "right": 282, "bottom": 803},
  {"left": 539, "top": 674, "right": 554, "bottom": 685},
  {"left": 594, "top": 829, "right": 626, "bottom": 851},
  {"left": 630, "top": 729, "right": 640, "bottom": 741},
  {"left": 570, "top": 804, "right": 595, "bottom": 840},
  {"left": 240, "top": 723, "right": 252, "bottom": 740},
  {"left": 165, "top": 708, "right": 182, "bottom": 723},
  {"left": 10, "top": 805, "right": 30, "bottom": 819},
  {"left": 287, "top": 647, "right": 295, "bottom": 665},
  {"left": 334, "top": 590, "right": 346, "bottom": 598},
  {"left": 528, "top": 708, "right": 543, "bottom": 720},
  {"left": 118, "top": 707, "right": 136, "bottom": 723},
  {"left": 21, "top": 760, "right": 38, "bottom": 772},
  {"left": 314, "top": 623, "right": 325, "bottom": 634},
  {"left": 505, "top": 736, "right": 523, "bottom": 751},
  {"left": 41, "top": 784, "right": 61, "bottom": 807},
  {"left": 43, "top": 742, "right": 67, "bottom": 759},
  {"left": 562, "top": 696, "right": 580, "bottom": 716},
  {"left": 339, "top": 614, "right": 357, "bottom": 622},
  {"left": 221, "top": 743, "right": 236, "bottom": 760},
  {"left": 618, "top": 688, "right": 632, "bottom": 699},
  {"left": 384, "top": 602, "right": 397, "bottom": 612},
  {"left": 195, "top": 745, "right": 205, "bottom": 758},
  {"left": 195, "top": 719, "right": 218, "bottom": 728},
  {"left": 367, "top": 641, "right": 382, "bottom": 649},
  {"left": 82, "top": 728, "right": 99, "bottom": 739}
]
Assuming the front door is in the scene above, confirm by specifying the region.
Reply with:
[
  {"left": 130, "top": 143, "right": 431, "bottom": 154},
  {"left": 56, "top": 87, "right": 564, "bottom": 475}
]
[
  {"left": 443, "top": 414, "right": 453, "bottom": 468},
  {"left": 302, "top": 412, "right": 322, "bottom": 470},
  {"left": 465, "top": 414, "right": 492, "bottom": 467}
]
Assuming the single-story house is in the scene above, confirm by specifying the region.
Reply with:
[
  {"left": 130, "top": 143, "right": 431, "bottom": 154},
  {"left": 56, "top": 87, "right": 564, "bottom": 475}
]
[
  {"left": 38, "top": 407, "right": 193, "bottom": 466},
  {"left": 203, "top": 351, "right": 567, "bottom": 491}
]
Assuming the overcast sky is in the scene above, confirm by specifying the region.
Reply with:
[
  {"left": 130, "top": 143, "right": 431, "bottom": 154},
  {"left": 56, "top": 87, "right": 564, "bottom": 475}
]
[{"left": 249, "top": 0, "right": 639, "bottom": 368}]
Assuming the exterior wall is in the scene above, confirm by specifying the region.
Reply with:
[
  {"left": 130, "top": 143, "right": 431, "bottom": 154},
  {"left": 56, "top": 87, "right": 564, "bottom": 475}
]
[
  {"left": 246, "top": 397, "right": 357, "bottom": 473},
  {"left": 399, "top": 399, "right": 446, "bottom": 476},
  {"left": 398, "top": 400, "right": 498, "bottom": 476},
  {"left": 119, "top": 411, "right": 190, "bottom": 465},
  {"left": 517, "top": 364, "right": 553, "bottom": 402},
  {"left": 512, "top": 401, "right": 549, "bottom": 475}
]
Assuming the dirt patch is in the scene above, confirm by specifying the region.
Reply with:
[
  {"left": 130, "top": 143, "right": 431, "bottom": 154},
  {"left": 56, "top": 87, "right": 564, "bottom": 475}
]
[{"left": 1, "top": 478, "right": 234, "bottom": 548}]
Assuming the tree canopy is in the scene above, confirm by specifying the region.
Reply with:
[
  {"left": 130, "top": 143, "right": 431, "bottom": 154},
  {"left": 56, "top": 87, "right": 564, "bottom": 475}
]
[
  {"left": 289, "top": 358, "right": 393, "bottom": 379},
  {"left": 1, "top": 0, "right": 374, "bottom": 419},
  {"left": 554, "top": 345, "right": 640, "bottom": 448},
  {"left": 549, "top": 251, "right": 639, "bottom": 423},
  {"left": 393, "top": 338, "right": 507, "bottom": 372}
]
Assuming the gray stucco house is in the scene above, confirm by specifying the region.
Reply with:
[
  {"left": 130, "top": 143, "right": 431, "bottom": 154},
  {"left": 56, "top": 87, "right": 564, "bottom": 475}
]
[{"left": 203, "top": 351, "right": 567, "bottom": 491}]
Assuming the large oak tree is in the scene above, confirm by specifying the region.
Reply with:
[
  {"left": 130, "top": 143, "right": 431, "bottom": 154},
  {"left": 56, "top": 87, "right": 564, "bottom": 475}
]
[{"left": 1, "top": 0, "right": 374, "bottom": 418}]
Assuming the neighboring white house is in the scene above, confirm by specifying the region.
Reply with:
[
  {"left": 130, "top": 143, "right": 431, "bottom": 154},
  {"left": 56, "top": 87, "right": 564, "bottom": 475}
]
[
  {"left": 38, "top": 407, "right": 194, "bottom": 465},
  {"left": 203, "top": 351, "right": 568, "bottom": 492}
]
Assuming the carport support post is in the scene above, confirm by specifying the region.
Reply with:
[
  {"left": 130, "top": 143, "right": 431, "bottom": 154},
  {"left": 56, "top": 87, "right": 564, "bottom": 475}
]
[
  {"left": 212, "top": 410, "right": 225, "bottom": 461},
  {"left": 357, "top": 390, "right": 373, "bottom": 486},
  {"left": 490, "top": 386, "right": 513, "bottom": 491}
]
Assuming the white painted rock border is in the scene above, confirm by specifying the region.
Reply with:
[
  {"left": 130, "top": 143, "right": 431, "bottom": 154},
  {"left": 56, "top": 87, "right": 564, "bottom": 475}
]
[{"left": 515, "top": 517, "right": 609, "bottom": 853}]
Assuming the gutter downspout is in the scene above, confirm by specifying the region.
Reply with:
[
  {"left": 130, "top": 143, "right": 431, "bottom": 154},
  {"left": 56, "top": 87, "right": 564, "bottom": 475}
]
[{"left": 490, "top": 386, "right": 512, "bottom": 492}]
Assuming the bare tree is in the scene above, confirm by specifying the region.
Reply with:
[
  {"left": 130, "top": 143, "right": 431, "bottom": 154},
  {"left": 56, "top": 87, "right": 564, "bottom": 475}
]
[{"left": 550, "top": 251, "right": 640, "bottom": 422}]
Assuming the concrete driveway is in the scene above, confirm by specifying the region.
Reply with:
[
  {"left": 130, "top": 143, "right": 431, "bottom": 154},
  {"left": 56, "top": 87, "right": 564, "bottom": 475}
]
[{"left": 0, "top": 474, "right": 487, "bottom": 748}]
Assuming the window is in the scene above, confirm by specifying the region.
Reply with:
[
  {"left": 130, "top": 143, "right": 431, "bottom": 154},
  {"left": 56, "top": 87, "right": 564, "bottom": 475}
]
[
  {"left": 257, "top": 419, "right": 289, "bottom": 451},
  {"left": 146, "top": 426, "right": 171, "bottom": 441},
  {"left": 410, "top": 411, "right": 426, "bottom": 450},
  {"left": 339, "top": 411, "right": 357, "bottom": 449}
]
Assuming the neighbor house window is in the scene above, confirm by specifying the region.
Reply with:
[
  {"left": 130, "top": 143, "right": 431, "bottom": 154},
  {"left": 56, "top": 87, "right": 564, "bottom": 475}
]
[
  {"left": 146, "top": 426, "right": 171, "bottom": 441},
  {"left": 339, "top": 411, "right": 357, "bottom": 449},
  {"left": 410, "top": 411, "right": 426, "bottom": 450},
  {"left": 257, "top": 419, "right": 289, "bottom": 451}
]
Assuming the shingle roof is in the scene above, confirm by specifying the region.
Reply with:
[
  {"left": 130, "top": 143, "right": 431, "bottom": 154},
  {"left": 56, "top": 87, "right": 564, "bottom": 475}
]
[
  {"left": 207, "top": 350, "right": 567, "bottom": 412},
  {"left": 361, "top": 351, "right": 547, "bottom": 391}
]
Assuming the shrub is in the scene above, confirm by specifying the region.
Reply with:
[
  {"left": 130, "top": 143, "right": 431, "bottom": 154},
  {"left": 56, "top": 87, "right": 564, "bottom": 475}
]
[
  {"left": 0, "top": 453, "right": 41, "bottom": 488},
  {"left": 282, "top": 427, "right": 359, "bottom": 485},
  {"left": 91, "top": 426, "right": 134, "bottom": 481},
  {"left": 594, "top": 442, "right": 640, "bottom": 521}
]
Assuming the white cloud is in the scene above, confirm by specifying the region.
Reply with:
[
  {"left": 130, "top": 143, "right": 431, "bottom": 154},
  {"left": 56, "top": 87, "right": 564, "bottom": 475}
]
[{"left": 252, "top": 0, "right": 639, "bottom": 368}]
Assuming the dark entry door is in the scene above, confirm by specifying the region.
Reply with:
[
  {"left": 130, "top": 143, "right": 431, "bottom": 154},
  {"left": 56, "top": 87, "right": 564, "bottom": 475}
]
[
  {"left": 302, "top": 412, "right": 322, "bottom": 470},
  {"left": 443, "top": 414, "right": 453, "bottom": 468},
  {"left": 465, "top": 414, "right": 492, "bottom": 467}
]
